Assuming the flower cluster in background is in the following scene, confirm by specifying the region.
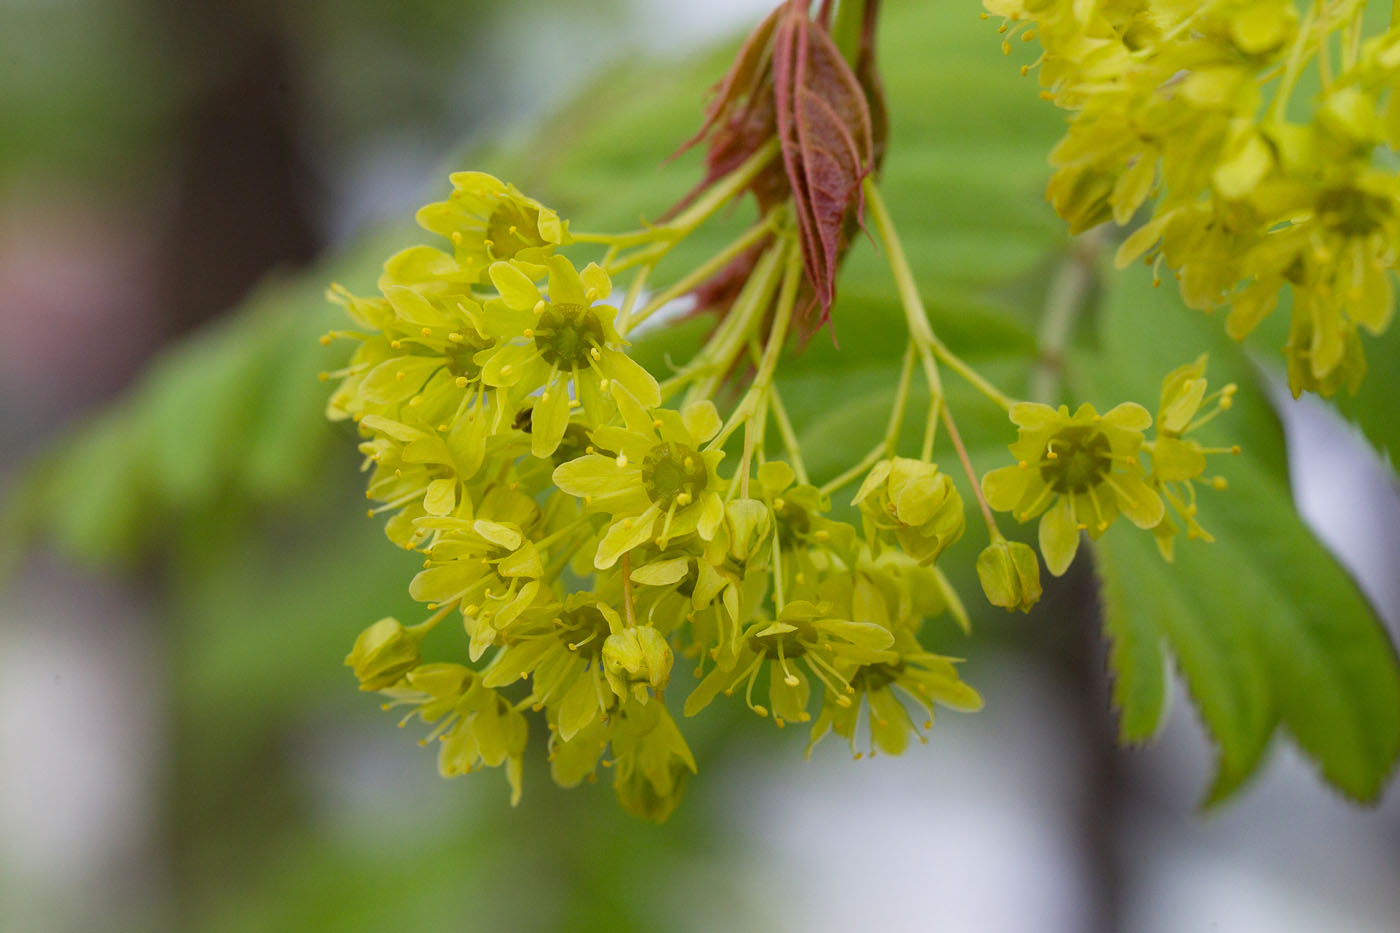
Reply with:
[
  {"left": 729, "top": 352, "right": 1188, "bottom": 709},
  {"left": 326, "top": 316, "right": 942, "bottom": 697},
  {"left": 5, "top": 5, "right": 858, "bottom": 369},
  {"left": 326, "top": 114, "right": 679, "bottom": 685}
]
[{"left": 986, "top": 0, "right": 1400, "bottom": 396}]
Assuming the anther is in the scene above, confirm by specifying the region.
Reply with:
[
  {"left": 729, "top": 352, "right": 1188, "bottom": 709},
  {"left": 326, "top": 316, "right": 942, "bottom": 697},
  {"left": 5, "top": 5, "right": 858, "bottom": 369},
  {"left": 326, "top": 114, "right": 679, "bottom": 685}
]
[
  {"left": 421, "top": 327, "right": 432, "bottom": 337},
  {"left": 533, "top": 300, "right": 548, "bottom": 315}
]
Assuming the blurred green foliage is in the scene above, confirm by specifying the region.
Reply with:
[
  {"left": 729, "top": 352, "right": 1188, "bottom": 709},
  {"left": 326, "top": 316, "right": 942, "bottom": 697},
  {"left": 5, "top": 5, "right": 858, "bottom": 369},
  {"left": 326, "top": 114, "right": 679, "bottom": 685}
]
[{"left": 5, "top": 0, "right": 1399, "bottom": 928}]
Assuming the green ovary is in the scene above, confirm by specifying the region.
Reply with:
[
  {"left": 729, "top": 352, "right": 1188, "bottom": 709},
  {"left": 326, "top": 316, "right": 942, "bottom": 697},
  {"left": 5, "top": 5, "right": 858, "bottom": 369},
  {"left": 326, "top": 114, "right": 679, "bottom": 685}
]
[{"left": 1040, "top": 425, "right": 1112, "bottom": 493}]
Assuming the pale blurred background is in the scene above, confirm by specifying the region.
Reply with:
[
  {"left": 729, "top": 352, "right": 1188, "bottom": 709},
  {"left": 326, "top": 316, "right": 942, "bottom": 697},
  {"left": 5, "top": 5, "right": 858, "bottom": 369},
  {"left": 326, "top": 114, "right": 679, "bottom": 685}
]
[{"left": 2, "top": 1, "right": 1398, "bottom": 931}]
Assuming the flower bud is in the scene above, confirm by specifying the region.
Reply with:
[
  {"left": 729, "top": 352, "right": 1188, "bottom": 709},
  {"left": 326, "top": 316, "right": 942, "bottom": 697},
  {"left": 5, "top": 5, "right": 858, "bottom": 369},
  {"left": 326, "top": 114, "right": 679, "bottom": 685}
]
[
  {"left": 976, "top": 539, "right": 1042, "bottom": 613},
  {"left": 345, "top": 616, "right": 425, "bottom": 690},
  {"left": 854, "top": 458, "right": 965, "bottom": 564},
  {"left": 726, "top": 498, "right": 773, "bottom": 562},
  {"left": 602, "top": 626, "right": 674, "bottom": 703}
]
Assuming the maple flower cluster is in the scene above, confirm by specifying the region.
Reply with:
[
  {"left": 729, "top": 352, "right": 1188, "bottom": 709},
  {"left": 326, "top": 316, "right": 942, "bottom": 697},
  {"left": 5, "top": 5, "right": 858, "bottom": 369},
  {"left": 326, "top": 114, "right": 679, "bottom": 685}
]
[
  {"left": 986, "top": 0, "right": 1400, "bottom": 396},
  {"left": 323, "top": 0, "right": 1246, "bottom": 821},
  {"left": 326, "top": 173, "right": 985, "bottom": 820}
]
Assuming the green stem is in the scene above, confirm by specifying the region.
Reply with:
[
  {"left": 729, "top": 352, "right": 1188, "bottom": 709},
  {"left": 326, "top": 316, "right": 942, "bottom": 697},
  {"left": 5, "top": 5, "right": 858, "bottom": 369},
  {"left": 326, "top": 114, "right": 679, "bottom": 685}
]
[
  {"left": 667, "top": 139, "right": 779, "bottom": 234},
  {"left": 1029, "top": 231, "right": 1101, "bottom": 405},
  {"left": 626, "top": 213, "right": 778, "bottom": 333},
  {"left": 817, "top": 342, "right": 915, "bottom": 497},
  {"left": 710, "top": 242, "right": 801, "bottom": 452},
  {"left": 1270, "top": 3, "right": 1318, "bottom": 121},
  {"left": 617, "top": 265, "right": 650, "bottom": 334},
  {"left": 683, "top": 240, "right": 788, "bottom": 406},
  {"left": 767, "top": 383, "right": 810, "bottom": 485},
  {"left": 831, "top": 0, "right": 868, "bottom": 66},
  {"left": 940, "top": 405, "right": 998, "bottom": 539},
  {"left": 864, "top": 177, "right": 1013, "bottom": 411}
]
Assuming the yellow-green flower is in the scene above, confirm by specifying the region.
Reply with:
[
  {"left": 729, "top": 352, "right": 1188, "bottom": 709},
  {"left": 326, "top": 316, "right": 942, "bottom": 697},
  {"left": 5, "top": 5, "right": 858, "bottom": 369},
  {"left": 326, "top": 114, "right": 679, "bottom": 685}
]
[
  {"left": 684, "top": 600, "right": 896, "bottom": 726},
  {"left": 602, "top": 624, "right": 674, "bottom": 704},
  {"left": 983, "top": 401, "right": 1164, "bottom": 576},
  {"left": 481, "top": 592, "right": 624, "bottom": 737},
  {"left": 379, "top": 663, "right": 529, "bottom": 805},
  {"left": 807, "top": 631, "right": 982, "bottom": 759},
  {"left": 548, "top": 695, "right": 696, "bottom": 822},
  {"left": 403, "top": 172, "right": 568, "bottom": 287},
  {"left": 478, "top": 256, "right": 660, "bottom": 456},
  {"left": 410, "top": 500, "right": 545, "bottom": 660},
  {"left": 1143, "top": 355, "right": 1240, "bottom": 560},
  {"left": 553, "top": 389, "right": 726, "bottom": 569},
  {"left": 852, "top": 457, "right": 965, "bottom": 564}
]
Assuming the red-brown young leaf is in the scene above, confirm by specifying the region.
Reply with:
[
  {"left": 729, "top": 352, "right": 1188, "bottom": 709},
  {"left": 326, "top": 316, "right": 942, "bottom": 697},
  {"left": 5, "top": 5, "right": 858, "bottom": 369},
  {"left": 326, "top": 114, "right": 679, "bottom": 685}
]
[
  {"left": 773, "top": 1, "right": 874, "bottom": 326},
  {"left": 667, "top": 0, "right": 882, "bottom": 337}
]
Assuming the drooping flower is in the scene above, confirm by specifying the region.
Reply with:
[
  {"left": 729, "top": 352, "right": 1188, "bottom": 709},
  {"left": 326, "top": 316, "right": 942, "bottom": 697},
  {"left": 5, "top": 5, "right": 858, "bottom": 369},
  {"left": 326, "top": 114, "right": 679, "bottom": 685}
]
[
  {"left": 983, "top": 401, "right": 1164, "bottom": 576},
  {"left": 380, "top": 663, "right": 529, "bottom": 805},
  {"left": 1142, "top": 355, "right": 1240, "bottom": 560},
  {"left": 481, "top": 592, "right": 623, "bottom": 740},
  {"left": 345, "top": 616, "right": 427, "bottom": 691},
  {"left": 806, "top": 634, "right": 982, "bottom": 759},
  {"left": 852, "top": 457, "right": 965, "bottom": 564},
  {"left": 683, "top": 599, "right": 896, "bottom": 726}
]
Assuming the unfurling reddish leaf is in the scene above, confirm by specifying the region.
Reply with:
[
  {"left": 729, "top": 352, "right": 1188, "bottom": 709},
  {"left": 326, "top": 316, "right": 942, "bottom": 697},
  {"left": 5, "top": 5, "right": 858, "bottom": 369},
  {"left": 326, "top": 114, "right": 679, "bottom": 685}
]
[
  {"left": 669, "top": 0, "right": 883, "bottom": 335},
  {"left": 774, "top": 6, "right": 874, "bottom": 326}
]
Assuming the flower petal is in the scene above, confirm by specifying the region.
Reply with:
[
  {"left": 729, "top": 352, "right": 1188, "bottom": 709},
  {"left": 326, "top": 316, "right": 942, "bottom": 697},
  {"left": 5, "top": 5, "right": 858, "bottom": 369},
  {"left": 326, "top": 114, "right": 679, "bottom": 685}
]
[
  {"left": 604, "top": 350, "right": 661, "bottom": 409},
  {"left": 982, "top": 464, "right": 1033, "bottom": 513},
  {"left": 1101, "top": 401, "right": 1152, "bottom": 432},
  {"left": 580, "top": 262, "right": 611, "bottom": 302},
  {"left": 1109, "top": 473, "right": 1166, "bottom": 529},
  {"left": 1038, "top": 497, "right": 1081, "bottom": 576},
  {"left": 595, "top": 505, "right": 660, "bottom": 569},
  {"left": 547, "top": 255, "right": 587, "bottom": 306},
  {"left": 681, "top": 399, "right": 722, "bottom": 444},
  {"left": 489, "top": 261, "right": 541, "bottom": 310},
  {"left": 530, "top": 379, "right": 572, "bottom": 458}
]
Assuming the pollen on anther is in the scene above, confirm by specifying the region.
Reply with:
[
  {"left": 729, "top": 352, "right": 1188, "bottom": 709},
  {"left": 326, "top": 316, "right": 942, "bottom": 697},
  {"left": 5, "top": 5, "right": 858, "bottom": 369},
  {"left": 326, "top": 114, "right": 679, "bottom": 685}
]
[{"left": 420, "top": 327, "right": 432, "bottom": 337}]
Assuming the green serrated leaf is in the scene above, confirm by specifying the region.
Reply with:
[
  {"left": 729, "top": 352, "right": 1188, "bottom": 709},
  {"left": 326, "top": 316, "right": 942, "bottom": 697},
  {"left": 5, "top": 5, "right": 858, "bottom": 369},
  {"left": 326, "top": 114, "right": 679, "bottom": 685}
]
[
  {"left": 1082, "top": 264, "right": 1400, "bottom": 802},
  {"left": 1091, "top": 538, "right": 1169, "bottom": 744}
]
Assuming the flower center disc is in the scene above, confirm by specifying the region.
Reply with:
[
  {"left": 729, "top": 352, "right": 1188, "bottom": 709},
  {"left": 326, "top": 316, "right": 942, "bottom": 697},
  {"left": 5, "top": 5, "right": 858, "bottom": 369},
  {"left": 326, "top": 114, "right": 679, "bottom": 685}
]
[
  {"left": 486, "top": 200, "right": 542, "bottom": 260},
  {"left": 535, "top": 305, "right": 604, "bottom": 368},
  {"left": 1040, "top": 425, "right": 1112, "bottom": 493},
  {"left": 555, "top": 605, "right": 610, "bottom": 659},
  {"left": 750, "top": 619, "right": 815, "bottom": 659},
  {"left": 444, "top": 339, "right": 484, "bottom": 379},
  {"left": 1317, "top": 186, "right": 1389, "bottom": 238},
  {"left": 850, "top": 661, "right": 902, "bottom": 692},
  {"left": 641, "top": 442, "right": 708, "bottom": 507}
]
